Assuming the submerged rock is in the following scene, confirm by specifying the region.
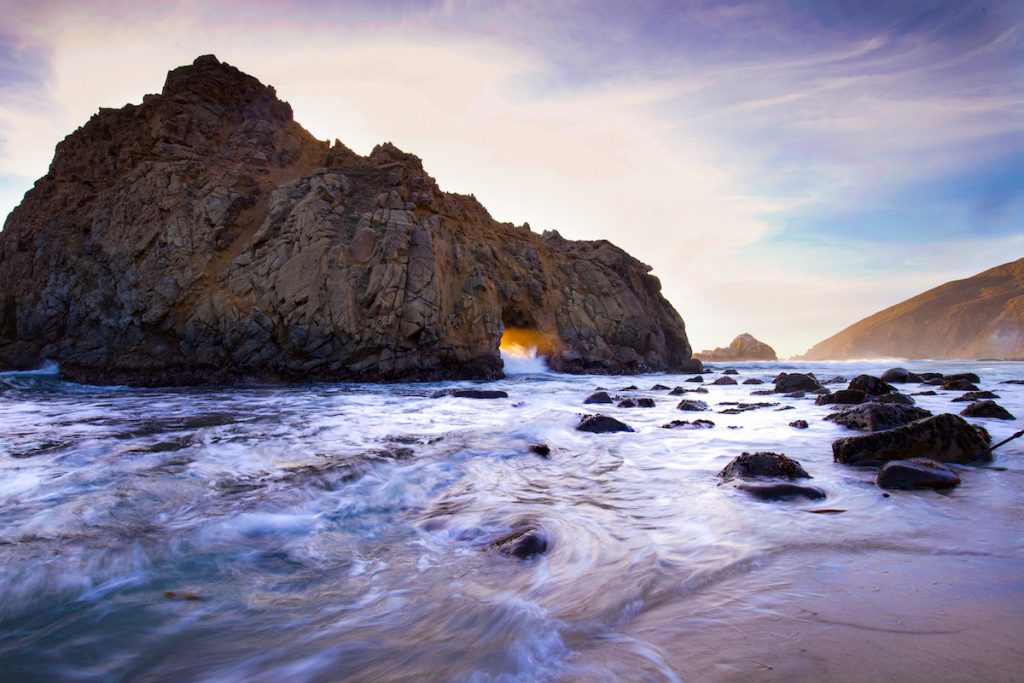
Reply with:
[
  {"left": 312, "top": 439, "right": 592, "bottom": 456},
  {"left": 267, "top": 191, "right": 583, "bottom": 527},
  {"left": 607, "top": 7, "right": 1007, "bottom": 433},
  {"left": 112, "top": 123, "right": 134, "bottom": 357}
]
[
  {"left": 832, "top": 413, "right": 992, "bottom": 465},
  {"left": 959, "top": 400, "right": 1015, "bottom": 420},
  {"left": 942, "top": 379, "right": 980, "bottom": 392},
  {"left": 876, "top": 459, "right": 960, "bottom": 490},
  {"left": 0, "top": 55, "right": 694, "bottom": 385},
  {"left": 433, "top": 389, "right": 508, "bottom": 399},
  {"left": 584, "top": 391, "right": 614, "bottom": 404},
  {"left": 825, "top": 403, "right": 932, "bottom": 432},
  {"left": 490, "top": 525, "right": 549, "bottom": 559},
  {"left": 650, "top": 384, "right": 670, "bottom": 391},
  {"left": 736, "top": 482, "right": 826, "bottom": 501},
  {"left": 576, "top": 414, "right": 634, "bottom": 433},
  {"left": 951, "top": 391, "right": 1000, "bottom": 402},
  {"left": 662, "top": 419, "right": 715, "bottom": 429},
  {"left": 718, "top": 452, "right": 811, "bottom": 480}
]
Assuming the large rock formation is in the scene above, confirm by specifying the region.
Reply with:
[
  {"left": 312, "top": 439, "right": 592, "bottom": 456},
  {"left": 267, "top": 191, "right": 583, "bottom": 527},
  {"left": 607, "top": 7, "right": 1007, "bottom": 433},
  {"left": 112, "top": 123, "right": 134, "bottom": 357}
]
[
  {"left": 802, "top": 258, "right": 1024, "bottom": 360},
  {"left": 695, "top": 333, "right": 776, "bottom": 362},
  {"left": 0, "top": 55, "right": 693, "bottom": 385}
]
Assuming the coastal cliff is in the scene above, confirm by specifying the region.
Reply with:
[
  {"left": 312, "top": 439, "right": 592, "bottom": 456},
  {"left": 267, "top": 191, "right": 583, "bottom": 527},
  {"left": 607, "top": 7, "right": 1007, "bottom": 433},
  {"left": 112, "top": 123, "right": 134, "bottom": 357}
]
[{"left": 0, "top": 55, "right": 693, "bottom": 385}]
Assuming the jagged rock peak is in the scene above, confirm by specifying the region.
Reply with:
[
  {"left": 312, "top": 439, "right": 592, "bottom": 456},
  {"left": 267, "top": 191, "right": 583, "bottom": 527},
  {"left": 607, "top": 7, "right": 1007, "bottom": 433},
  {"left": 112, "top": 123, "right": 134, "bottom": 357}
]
[
  {"left": 0, "top": 55, "right": 693, "bottom": 386},
  {"left": 695, "top": 333, "right": 777, "bottom": 362}
]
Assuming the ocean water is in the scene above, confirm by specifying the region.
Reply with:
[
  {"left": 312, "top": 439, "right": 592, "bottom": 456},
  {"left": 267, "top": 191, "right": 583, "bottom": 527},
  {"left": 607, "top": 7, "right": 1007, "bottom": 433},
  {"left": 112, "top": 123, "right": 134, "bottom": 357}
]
[{"left": 0, "top": 359, "right": 1021, "bottom": 682}]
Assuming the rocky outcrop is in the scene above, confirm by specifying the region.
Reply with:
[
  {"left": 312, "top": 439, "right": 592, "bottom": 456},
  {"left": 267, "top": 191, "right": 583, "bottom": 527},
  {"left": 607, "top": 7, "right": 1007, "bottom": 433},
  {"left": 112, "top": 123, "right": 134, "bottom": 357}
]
[
  {"left": 0, "top": 55, "right": 693, "bottom": 385},
  {"left": 695, "top": 333, "right": 777, "bottom": 362},
  {"left": 832, "top": 413, "right": 992, "bottom": 465},
  {"left": 802, "top": 258, "right": 1024, "bottom": 360}
]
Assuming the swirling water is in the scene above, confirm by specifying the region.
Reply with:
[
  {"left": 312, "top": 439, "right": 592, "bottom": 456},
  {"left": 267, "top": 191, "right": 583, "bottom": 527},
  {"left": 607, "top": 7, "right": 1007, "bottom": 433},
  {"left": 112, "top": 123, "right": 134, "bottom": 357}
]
[{"left": 0, "top": 360, "right": 1022, "bottom": 682}]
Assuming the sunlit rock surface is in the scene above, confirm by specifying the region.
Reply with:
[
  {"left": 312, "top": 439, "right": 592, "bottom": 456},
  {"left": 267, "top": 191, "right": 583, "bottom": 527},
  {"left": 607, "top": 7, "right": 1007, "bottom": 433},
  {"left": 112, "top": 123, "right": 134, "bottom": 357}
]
[{"left": 0, "top": 55, "right": 692, "bottom": 385}]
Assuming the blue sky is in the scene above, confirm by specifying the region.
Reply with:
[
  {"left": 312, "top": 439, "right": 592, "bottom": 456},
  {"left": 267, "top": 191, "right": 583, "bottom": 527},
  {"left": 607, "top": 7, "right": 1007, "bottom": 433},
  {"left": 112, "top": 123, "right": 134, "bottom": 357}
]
[{"left": 0, "top": 0, "right": 1021, "bottom": 355}]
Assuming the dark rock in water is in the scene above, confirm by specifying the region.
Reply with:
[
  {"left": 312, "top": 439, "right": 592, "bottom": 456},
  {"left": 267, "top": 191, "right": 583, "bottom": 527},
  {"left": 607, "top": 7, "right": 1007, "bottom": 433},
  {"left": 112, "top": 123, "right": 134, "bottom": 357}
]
[
  {"left": 790, "top": 420, "right": 809, "bottom": 429},
  {"left": 620, "top": 385, "right": 639, "bottom": 391},
  {"left": 0, "top": 55, "right": 694, "bottom": 385},
  {"left": 815, "top": 389, "right": 868, "bottom": 406},
  {"left": 686, "top": 375, "right": 704, "bottom": 383},
  {"left": 529, "top": 443, "right": 551, "bottom": 457},
  {"left": 876, "top": 459, "right": 960, "bottom": 490},
  {"left": 693, "top": 387, "right": 709, "bottom": 394},
  {"left": 490, "top": 526, "right": 549, "bottom": 559},
  {"left": 825, "top": 402, "right": 932, "bottom": 432},
  {"left": 577, "top": 414, "right": 634, "bottom": 433},
  {"left": 723, "top": 369, "right": 739, "bottom": 375},
  {"left": 923, "top": 378, "right": 946, "bottom": 386},
  {"left": 669, "top": 386, "right": 686, "bottom": 395},
  {"left": 1000, "top": 379, "right": 1024, "bottom": 385},
  {"left": 783, "top": 391, "right": 806, "bottom": 398},
  {"left": 742, "top": 378, "right": 764, "bottom": 385},
  {"left": 919, "top": 372, "right": 943, "bottom": 381},
  {"left": 679, "top": 358, "right": 704, "bottom": 374},
  {"left": 775, "top": 405, "right": 795, "bottom": 411},
  {"left": 822, "top": 376, "right": 848, "bottom": 385},
  {"left": 736, "top": 482, "right": 826, "bottom": 501},
  {"left": 832, "top": 413, "right": 992, "bottom": 465},
  {"left": 942, "top": 378, "right": 979, "bottom": 391},
  {"left": 880, "top": 367, "right": 923, "bottom": 383},
  {"left": 913, "top": 390, "right": 938, "bottom": 396},
  {"left": 750, "top": 389, "right": 774, "bottom": 396},
  {"left": 718, "top": 452, "right": 811, "bottom": 480},
  {"left": 584, "top": 391, "right": 614, "bottom": 404},
  {"left": 677, "top": 399, "right": 709, "bottom": 411},
  {"left": 945, "top": 372, "right": 981, "bottom": 384},
  {"left": 711, "top": 376, "right": 738, "bottom": 385},
  {"left": 434, "top": 389, "right": 508, "bottom": 399},
  {"left": 718, "top": 401, "right": 778, "bottom": 414},
  {"left": 848, "top": 374, "right": 894, "bottom": 396},
  {"left": 951, "top": 391, "right": 999, "bottom": 402},
  {"left": 774, "top": 373, "right": 820, "bottom": 393},
  {"left": 618, "top": 397, "right": 655, "bottom": 408},
  {"left": 650, "top": 384, "right": 670, "bottom": 391},
  {"left": 662, "top": 419, "right": 715, "bottom": 429},
  {"left": 960, "top": 400, "right": 1015, "bottom": 420},
  {"left": 874, "top": 392, "right": 915, "bottom": 406}
]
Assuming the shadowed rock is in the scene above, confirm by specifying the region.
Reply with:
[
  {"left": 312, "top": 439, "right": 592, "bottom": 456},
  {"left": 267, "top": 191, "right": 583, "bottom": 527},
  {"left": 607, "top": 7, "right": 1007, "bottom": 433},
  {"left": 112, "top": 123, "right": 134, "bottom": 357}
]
[
  {"left": 718, "top": 452, "right": 811, "bottom": 480},
  {"left": 662, "top": 419, "right": 715, "bottom": 429},
  {"left": 881, "top": 367, "right": 923, "bottom": 383},
  {"left": 677, "top": 399, "right": 709, "bottom": 411},
  {"left": 433, "top": 389, "right": 508, "bottom": 399},
  {"left": 490, "top": 525, "right": 549, "bottom": 559},
  {"left": 529, "top": 444, "right": 551, "bottom": 457},
  {"left": 913, "top": 390, "right": 938, "bottom": 396},
  {"left": 874, "top": 392, "right": 915, "bottom": 406},
  {"left": 577, "top": 414, "right": 634, "bottom": 433},
  {"left": 736, "top": 482, "right": 825, "bottom": 501},
  {"left": 584, "top": 391, "right": 614, "bottom": 404},
  {"left": 951, "top": 391, "right": 999, "bottom": 402},
  {"left": 790, "top": 420, "right": 809, "bottom": 429},
  {"left": 945, "top": 372, "right": 981, "bottom": 384},
  {"left": 825, "top": 402, "right": 932, "bottom": 432},
  {"left": 723, "top": 369, "right": 739, "bottom": 375},
  {"left": 711, "top": 376, "right": 737, "bottom": 385},
  {"left": 742, "top": 378, "right": 764, "bottom": 385},
  {"left": 815, "top": 389, "right": 868, "bottom": 406},
  {"left": 942, "top": 379, "right": 979, "bottom": 391},
  {"left": 876, "top": 459, "right": 960, "bottom": 490},
  {"left": 0, "top": 55, "right": 694, "bottom": 385},
  {"left": 685, "top": 376, "right": 704, "bottom": 383},
  {"left": 848, "top": 374, "right": 894, "bottom": 396},
  {"left": 960, "top": 400, "right": 1015, "bottom": 420},
  {"left": 832, "top": 413, "right": 992, "bottom": 465},
  {"left": 650, "top": 384, "right": 670, "bottom": 391},
  {"left": 618, "top": 397, "right": 655, "bottom": 408},
  {"left": 774, "top": 373, "right": 821, "bottom": 393}
]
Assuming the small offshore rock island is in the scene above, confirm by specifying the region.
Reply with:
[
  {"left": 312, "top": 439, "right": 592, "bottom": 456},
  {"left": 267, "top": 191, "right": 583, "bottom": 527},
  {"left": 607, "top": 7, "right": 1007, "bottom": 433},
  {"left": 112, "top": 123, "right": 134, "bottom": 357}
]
[{"left": 0, "top": 55, "right": 694, "bottom": 386}]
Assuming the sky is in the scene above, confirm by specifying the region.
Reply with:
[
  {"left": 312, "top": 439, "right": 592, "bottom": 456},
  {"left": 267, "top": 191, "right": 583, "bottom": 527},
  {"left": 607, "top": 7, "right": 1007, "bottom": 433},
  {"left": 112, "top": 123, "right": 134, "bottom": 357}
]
[{"left": 0, "top": 0, "right": 1021, "bottom": 357}]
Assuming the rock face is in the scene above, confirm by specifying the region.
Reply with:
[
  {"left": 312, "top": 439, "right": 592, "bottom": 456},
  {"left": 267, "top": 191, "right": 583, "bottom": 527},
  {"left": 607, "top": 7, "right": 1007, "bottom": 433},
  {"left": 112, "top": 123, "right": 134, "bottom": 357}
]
[
  {"left": 825, "top": 403, "right": 932, "bottom": 432},
  {"left": 0, "top": 56, "right": 693, "bottom": 385},
  {"left": 802, "top": 257, "right": 1024, "bottom": 360},
  {"left": 696, "top": 333, "right": 777, "bottom": 362}
]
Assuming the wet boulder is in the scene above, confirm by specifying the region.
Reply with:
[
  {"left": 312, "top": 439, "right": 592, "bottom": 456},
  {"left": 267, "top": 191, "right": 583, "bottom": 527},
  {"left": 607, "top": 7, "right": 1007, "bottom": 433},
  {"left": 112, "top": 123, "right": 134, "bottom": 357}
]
[
  {"left": 874, "top": 392, "right": 915, "bottom": 406},
  {"left": 951, "top": 391, "right": 1000, "bottom": 402},
  {"left": 711, "top": 376, "right": 738, "bottom": 385},
  {"left": 945, "top": 372, "right": 981, "bottom": 384},
  {"left": 790, "top": 420, "right": 809, "bottom": 429},
  {"left": 650, "top": 384, "right": 670, "bottom": 391},
  {"left": 718, "top": 452, "right": 811, "bottom": 480},
  {"left": 913, "top": 390, "right": 938, "bottom": 396},
  {"left": 848, "top": 374, "right": 894, "bottom": 396},
  {"left": 815, "top": 389, "right": 868, "bottom": 406},
  {"left": 736, "top": 482, "right": 825, "bottom": 501},
  {"left": 662, "top": 418, "right": 715, "bottom": 429},
  {"left": 742, "top": 378, "right": 764, "bottom": 385},
  {"left": 832, "top": 413, "right": 992, "bottom": 465},
  {"left": 677, "top": 399, "right": 709, "bottom": 411},
  {"left": 584, "top": 391, "right": 614, "bottom": 405},
  {"left": 529, "top": 443, "right": 551, "bottom": 457},
  {"left": 825, "top": 403, "right": 932, "bottom": 432},
  {"left": 942, "top": 378, "right": 979, "bottom": 392},
  {"left": 577, "top": 414, "right": 634, "bottom": 433},
  {"left": 618, "top": 397, "right": 655, "bottom": 408},
  {"left": 881, "top": 367, "right": 923, "bottom": 384},
  {"left": 919, "top": 372, "right": 944, "bottom": 381},
  {"left": 723, "top": 369, "right": 739, "bottom": 375},
  {"left": 774, "top": 373, "right": 821, "bottom": 393},
  {"left": 433, "top": 389, "right": 508, "bottom": 399},
  {"left": 685, "top": 375, "right": 704, "bottom": 383},
  {"left": 490, "top": 525, "right": 549, "bottom": 559},
  {"left": 959, "top": 400, "right": 1015, "bottom": 420},
  {"left": 821, "top": 376, "right": 848, "bottom": 385},
  {"left": 876, "top": 459, "right": 960, "bottom": 490}
]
